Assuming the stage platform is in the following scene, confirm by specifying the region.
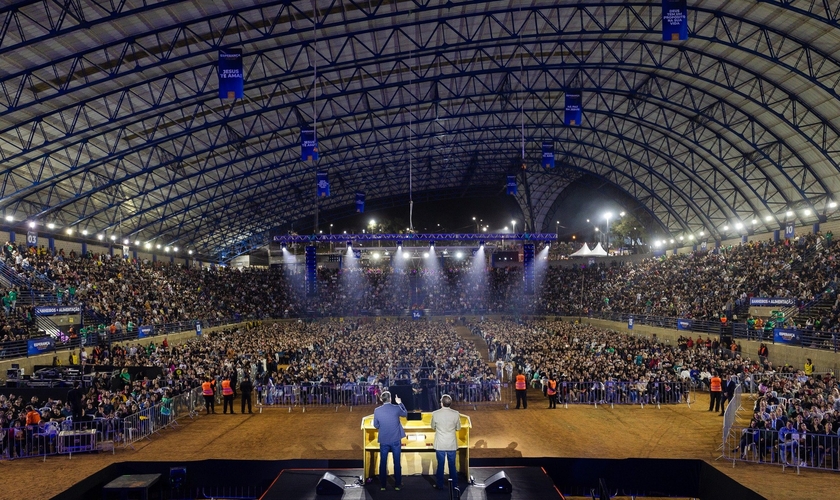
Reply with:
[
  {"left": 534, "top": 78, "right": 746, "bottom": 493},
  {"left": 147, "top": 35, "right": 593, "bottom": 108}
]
[{"left": 263, "top": 466, "right": 559, "bottom": 500}]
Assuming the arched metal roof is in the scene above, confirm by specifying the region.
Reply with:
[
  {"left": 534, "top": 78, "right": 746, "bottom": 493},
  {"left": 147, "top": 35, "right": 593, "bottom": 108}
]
[{"left": 1, "top": 0, "right": 839, "bottom": 260}]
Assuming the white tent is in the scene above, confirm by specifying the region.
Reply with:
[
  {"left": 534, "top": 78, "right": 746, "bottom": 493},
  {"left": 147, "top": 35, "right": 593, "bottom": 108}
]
[
  {"left": 569, "top": 244, "right": 592, "bottom": 257},
  {"left": 590, "top": 243, "right": 608, "bottom": 256}
]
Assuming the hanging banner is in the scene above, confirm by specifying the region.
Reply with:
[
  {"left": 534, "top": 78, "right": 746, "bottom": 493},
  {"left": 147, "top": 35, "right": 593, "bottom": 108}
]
[
  {"left": 301, "top": 129, "right": 319, "bottom": 161},
  {"left": 218, "top": 49, "right": 244, "bottom": 99},
  {"left": 26, "top": 231, "right": 38, "bottom": 248},
  {"left": 506, "top": 175, "right": 518, "bottom": 195},
  {"left": 676, "top": 319, "right": 693, "bottom": 331},
  {"left": 784, "top": 223, "right": 795, "bottom": 239},
  {"left": 773, "top": 328, "right": 801, "bottom": 346},
  {"left": 138, "top": 325, "right": 154, "bottom": 338},
  {"left": 564, "top": 92, "right": 582, "bottom": 125},
  {"left": 28, "top": 337, "right": 55, "bottom": 356},
  {"left": 662, "top": 0, "right": 688, "bottom": 41},
  {"left": 356, "top": 191, "right": 366, "bottom": 213},
  {"left": 700, "top": 241, "right": 707, "bottom": 251},
  {"left": 195, "top": 321, "right": 202, "bottom": 336},
  {"left": 316, "top": 172, "right": 330, "bottom": 197},
  {"left": 749, "top": 297, "right": 796, "bottom": 307},
  {"left": 541, "top": 142, "right": 555, "bottom": 169},
  {"left": 627, "top": 316, "right": 634, "bottom": 330}
]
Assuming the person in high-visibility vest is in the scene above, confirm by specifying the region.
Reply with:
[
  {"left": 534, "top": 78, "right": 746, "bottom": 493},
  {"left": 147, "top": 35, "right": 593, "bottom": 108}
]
[
  {"left": 515, "top": 371, "right": 528, "bottom": 409},
  {"left": 222, "top": 376, "right": 235, "bottom": 414},
  {"left": 708, "top": 372, "right": 722, "bottom": 413},
  {"left": 546, "top": 375, "right": 558, "bottom": 409},
  {"left": 202, "top": 377, "right": 216, "bottom": 414}
]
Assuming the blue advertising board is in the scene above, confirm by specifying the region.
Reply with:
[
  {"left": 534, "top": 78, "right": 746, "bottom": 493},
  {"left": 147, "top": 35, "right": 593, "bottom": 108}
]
[
  {"left": 749, "top": 297, "right": 795, "bottom": 307},
  {"left": 138, "top": 325, "right": 154, "bottom": 338},
  {"left": 627, "top": 317, "right": 634, "bottom": 330},
  {"left": 676, "top": 319, "right": 693, "bottom": 331},
  {"left": 28, "top": 337, "right": 55, "bottom": 356},
  {"left": 34, "top": 305, "right": 81, "bottom": 316},
  {"left": 196, "top": 321, "right": 202, "bottom": 336},
  {"left": 411, "top": 309, "right": 424, "bottom": 320},
  {"left": 773, "top": 328, "right": 800, "bottom": 346}
]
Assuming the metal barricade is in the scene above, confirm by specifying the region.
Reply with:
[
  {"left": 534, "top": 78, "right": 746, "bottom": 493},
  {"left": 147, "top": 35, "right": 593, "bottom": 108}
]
[
  {"left": 555, "top": 381, "right": 690, "bottom": 408},
  {"left": 724, "top": 426, "right": 840, "bottom": 474},
  {"left": 0, "top": 417, "right": 119, "bottom": 461},
  {"left": 259, "top": 382, "right": 381, "bottom": 411}
]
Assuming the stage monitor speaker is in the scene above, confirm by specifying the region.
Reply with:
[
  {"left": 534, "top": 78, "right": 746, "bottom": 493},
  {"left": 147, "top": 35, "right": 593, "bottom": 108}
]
[
  {"left": 485, "top": 471, "right": 512, "bottom": 494},
  {"left": 315, "top": 472, "right": 345, "bottom": 495}
]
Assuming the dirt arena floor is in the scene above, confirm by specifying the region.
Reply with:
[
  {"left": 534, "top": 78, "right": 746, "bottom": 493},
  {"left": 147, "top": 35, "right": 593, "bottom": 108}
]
[{"left": 0, "top": 389, "right": 836, "bottom": 500}]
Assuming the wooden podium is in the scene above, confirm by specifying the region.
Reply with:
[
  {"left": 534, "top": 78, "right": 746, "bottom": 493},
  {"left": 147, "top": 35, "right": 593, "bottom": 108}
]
[{"left": 361, "top": 412, "right": 471, "bottom": 480}]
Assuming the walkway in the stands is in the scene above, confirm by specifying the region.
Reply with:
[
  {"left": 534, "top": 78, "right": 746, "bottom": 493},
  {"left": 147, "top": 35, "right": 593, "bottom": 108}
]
[{"left": 1, "top": 391, "right": 834, "bottom": 500}]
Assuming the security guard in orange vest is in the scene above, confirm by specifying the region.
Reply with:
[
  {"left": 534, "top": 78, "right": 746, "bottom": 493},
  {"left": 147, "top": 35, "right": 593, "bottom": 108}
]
[
  {"left": 708, "top": 372, "right": 722, "bottom": 413},
  {"left": 546, "top": 374, "right": 558, "bottom": 409},
  {"left": 515, "top": 371, "right": 528, "bottom": 409},
  {"left": 222, "top": 376, "right": 235, "bottom": 414},
  {"left": 202, "top": 377, "right": 216, "bottom": 414}
]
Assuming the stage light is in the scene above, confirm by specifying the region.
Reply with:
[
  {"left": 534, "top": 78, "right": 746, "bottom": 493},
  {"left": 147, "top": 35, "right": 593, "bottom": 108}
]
[
  {"left": 384, "top": 251, "right": 389, "bottom": 256},
  {"left": 188, "top": 250, "right": 193, "bottom": 255},
  {"left": 735, "top": 222, "right": 744, "bottom": 230},
  {"left": 156, "top": 244, "right": 161, "bottom": 249},
  {"left": 145, "top": 242, "right": 152, "bottom": 249},
  {"left": 403, "top": 251, "right": 411, "bottom": 259},
  {"left": 830, "top": 201, "right": 838, "bottom": 208},
  {"left": 28, "top": 221, "right": 35, "bottom": 229},
  {"left": 66, "top": 228, "right": 73, "bottom": 235},
  {"left": 281, "top": 242, "right": 287, "bottom": 249},
  {"left": 429, "top": 241, "right": 435, "bottom": 250},
  {"left": 722, "top": 225, "right": 729, "bottom": 231},
  {"left": 455, "top": 251, "right": 463, "bottom": 259},
  {"left": 110, "top": 235, "right": 116, "bottom": 241},
  {"left": 97, "top": 234, "right": 103, "bottom": 240},
  {"left": 764, "top": 215, "right": 773, "bottom": 222},
  {"left": 173, "top": 247, "right": 178, "bottom": 252},
  {"left": 164, "top": 247, "right": 170, "bottom": 252},
  {"left": 47, "top": 223, "right": 55, "bottom": 230},
  {"left": 479, "top": 240, "right": 485, "bottom": 248},
  {"left": 372, "top": 252, "right": 380, "bottom": 260},
  {"left": 82, "top": 229, "right": 88, "bottom": 235},
  {"left": 423, "top": 252, "right": 429, "bottom": 258},
  {"left": 786, "top": 210, "right": 794, "bottom": 217},
  {"left": 123, "top": 239, "right": 129, "bottom": 245},
  {"left": 4, "top": 215, "right": 12, "bottom": 222},
  {"left": 134, "top": 240, "right": 140, "bottom": 246},
  {"left": 346, "top": 241, "right": 352, "bottom": 248},
  {"left": 803, "top": 208, "right": 812, "bottom": 215},
  {"left": 689, "top": 235, "right": 695, "bottom": 240}
]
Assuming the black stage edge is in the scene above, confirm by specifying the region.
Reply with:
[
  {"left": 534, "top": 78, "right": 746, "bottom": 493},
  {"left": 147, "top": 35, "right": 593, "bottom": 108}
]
[{"left": 52, "top": 458, "right": 765, "bottom": 500}]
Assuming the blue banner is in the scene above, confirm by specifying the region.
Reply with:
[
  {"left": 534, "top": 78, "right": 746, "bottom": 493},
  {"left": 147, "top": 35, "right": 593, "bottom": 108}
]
[
  {"left": 784, "top": 222, "right": 795, "bottom": 239},
  {"left": 749, "top": 297, "right": 796, "bottom": 307},
  {"left": 564, "top": 92, "right": 582, "bottom": 125},
  {"left": 353, "top": 249, "right": 361, "bottom": 259},
  {"left": 773, "top": 328, "right": 801, "bottom": 346},
  {"left": 28, "top": 337, "right": 54, "bottom": 356},
  {"left": 355, "top": 191, "right": 365, "bottom": 213},
  {"left": 662, "top": 0, "right": 688, "bottom": 41},
  {"left": 138, "top": 325, "right": 154, "bottom": 338},
  {"left": 316, "top": 171, "right": 330, "bottom": 197},
  {"left": 506, "top": 175, "right": 517, "bottom": 195},
  {"left": 700, "top": 241, "right": 707, "bottom": 251},
  {"left": 627, "top": 317, "right": 634, "bottom": 330},
  {"left": 676, "top": 319, "right": 693, "bottom": 330},
  {"left": 218, "top": 49, "right": 244, "bottom": 99},
  {"left": 301, "top": 129, "right": 319, "bottom": 161},
  {"left": 26, "top": 231, "right": 38, "bottom": 248},
  {"left": 195, "top": 321, "right": 202, "bottom": 336},
  {"left": 541, "top": 142, "right": 555, "bottom": 169},
  {"left": 412, "top": 309, "right": 424, "bottom": 320},
  {"left": 34, "top": 305, "right": 81, "bottom": 316}
]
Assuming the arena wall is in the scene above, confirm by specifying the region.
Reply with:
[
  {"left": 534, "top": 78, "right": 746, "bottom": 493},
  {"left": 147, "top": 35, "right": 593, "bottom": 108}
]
[
  {"left": 575, "top": 317, "right": 840, "bottom": 375},
  {"left": 0, "top": 321, "right": 252, "bottom": 381}
]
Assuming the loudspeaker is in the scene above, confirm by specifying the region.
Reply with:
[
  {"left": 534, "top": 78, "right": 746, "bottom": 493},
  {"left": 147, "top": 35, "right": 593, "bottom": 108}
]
[
  {"left": 484, "top": 471, "right": 512, "bottom": 494},
  {"left": 315, "top": 472, "right": 345, "bottom": 495}
]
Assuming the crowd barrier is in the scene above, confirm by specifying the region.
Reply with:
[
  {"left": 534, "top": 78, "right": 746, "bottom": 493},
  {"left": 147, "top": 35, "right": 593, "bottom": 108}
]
[
  {"left": 256, "top": 381, "right": 514, "bottom": 411},
  {"left": 722, "top": 425, "right": 840, "bottom": 474},
  {"left": 549, "top": 380, "right": 691, "bottom": 408},
  {"left": 0, "top": 386, "right": 202, "bottom": 462}
]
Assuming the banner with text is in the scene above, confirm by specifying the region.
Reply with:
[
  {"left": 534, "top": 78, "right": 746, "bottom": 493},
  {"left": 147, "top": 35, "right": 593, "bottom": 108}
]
[
  {"left": 662, "top": 0, "right": 688, "bottom": 41},
  {"left": 355, "top": 191, "right": 365, "bottom": 213},
  {"left": 506, "top": 175, "right": 517, "bottom": 195},
  {"left": 316, "top": 171, "right": 330, "bottom": 197},
  {"left": 749, "top": 297, "right": 796, "bottom": 307},
  {"left": 138, "top": 325, "right": 154, "bottom": 339},
  {"left": 26, "top": 230, "right": 38, "bottom": 248},
  {"left": 541, "top": 142, "right": 555, "bottom": 169},
  {"left": 676, "top": 318, "right": 693, "bottom": 331},
  {"left": 195, "top": 321, "right": 202, "bottom": 336},
  {"left": 564, "top": 92, "right": 582, "bottom": 125},
  {"left": 301, "top": 129, "right": 319, "bottom": 161},
  {"left": 218, "top": 49, "right": 244, "bottom": 99},
  {"left": 773, "top": 328, "right": 801, "bottom": 346},
  {"left": 28, "top": 337, "right": 55, "bottom": 356},
  {"left": 34, "top": 305, "right": 81, "bottom": 316}
]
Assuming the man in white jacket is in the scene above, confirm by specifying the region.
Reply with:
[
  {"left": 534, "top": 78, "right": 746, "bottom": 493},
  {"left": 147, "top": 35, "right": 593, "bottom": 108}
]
[{"left": 430, "top": 394, "right": 462, "bottom": 490}]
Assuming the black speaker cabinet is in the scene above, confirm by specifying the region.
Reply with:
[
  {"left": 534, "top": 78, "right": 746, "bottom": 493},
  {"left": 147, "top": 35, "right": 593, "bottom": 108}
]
[
  {"left": 315, "top": 472, "right": 345, "bottom": 495},
  {"left": 485, "top": 471, "right": 513, "bottom": 494}
]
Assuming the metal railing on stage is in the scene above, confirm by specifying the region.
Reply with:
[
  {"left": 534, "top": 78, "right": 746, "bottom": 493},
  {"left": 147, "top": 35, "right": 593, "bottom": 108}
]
[{"left": 0, "top": 386, "right": 202, "bottom": 462}]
